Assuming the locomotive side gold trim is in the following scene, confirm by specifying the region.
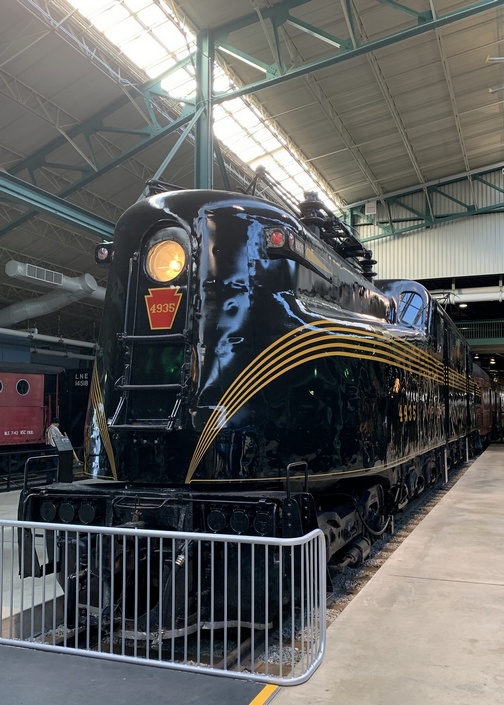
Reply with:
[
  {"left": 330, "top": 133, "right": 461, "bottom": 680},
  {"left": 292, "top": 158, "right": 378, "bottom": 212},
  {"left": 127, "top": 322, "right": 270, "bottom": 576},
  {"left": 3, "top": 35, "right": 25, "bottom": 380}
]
[
  {"left": 189, "top": 437, "right": 451, "bottom": 484},
  {"left": 186, "top": 319, "right": 469, "bottom": 482},
  {"left": 90, "top": 362, "right": 118, "bottom": 481}
]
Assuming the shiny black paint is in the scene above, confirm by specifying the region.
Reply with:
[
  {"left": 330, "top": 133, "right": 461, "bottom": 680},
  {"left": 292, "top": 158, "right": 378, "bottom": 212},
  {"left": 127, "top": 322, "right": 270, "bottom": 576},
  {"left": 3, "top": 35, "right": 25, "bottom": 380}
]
[
  {"left": 86, "top": 190, "right": 473, "bottom": 491},
  {"left": 18, "top": 189, "right": 481, "bottom": 635}
]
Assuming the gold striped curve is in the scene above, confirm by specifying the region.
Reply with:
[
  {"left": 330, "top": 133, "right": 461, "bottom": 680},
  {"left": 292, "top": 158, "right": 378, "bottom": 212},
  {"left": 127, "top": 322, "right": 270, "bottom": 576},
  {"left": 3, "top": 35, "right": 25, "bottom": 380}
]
[
  {"left": 187, "top": 326, "right": 443, "bottom": 479},
  {"left": 90, "top": 362, "right": 118, "bottom": 481},
  {"left": 192, "top": 320, "right": 442, "bottom": 461},
  {"left": 196, "top": 336, "right": 442, "bottom": 459},
  {"left": 186, "top": 320, "right": 453, "bottom": 482}
]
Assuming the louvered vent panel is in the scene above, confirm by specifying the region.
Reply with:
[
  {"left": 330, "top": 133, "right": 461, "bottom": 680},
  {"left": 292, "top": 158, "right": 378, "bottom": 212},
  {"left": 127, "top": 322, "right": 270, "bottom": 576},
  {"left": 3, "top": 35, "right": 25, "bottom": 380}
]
[{"left": 25, "top": 264, "right": 63, "bottom": 286}]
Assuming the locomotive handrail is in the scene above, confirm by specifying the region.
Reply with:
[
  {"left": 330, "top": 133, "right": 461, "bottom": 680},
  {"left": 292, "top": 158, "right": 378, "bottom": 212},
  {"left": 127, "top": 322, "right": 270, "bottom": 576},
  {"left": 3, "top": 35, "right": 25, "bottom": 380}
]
[
  {"left": 117, "top": 332, "right": 186, "bottom": 343},
  {"left": 23, "top": 454, "right": 58, "bottom": 490}
]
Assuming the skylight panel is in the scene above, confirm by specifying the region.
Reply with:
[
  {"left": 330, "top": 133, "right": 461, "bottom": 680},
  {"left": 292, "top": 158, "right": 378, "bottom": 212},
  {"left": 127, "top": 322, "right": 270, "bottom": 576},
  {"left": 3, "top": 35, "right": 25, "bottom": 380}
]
[
  {"left": 213, "top": 71, "right": 231, "bottom": 94},
  {"left": 90, "top": 5, "right": 130, "bottom": 32},
  {"left": 282, "top": 177, "right": 301, "bottom": 195},
  {"left": 296, "top": 172, "right": 319, "bottom": 190},
  {"left": 234, "top": 109, "right": 262, "bottom": 131},
  {"left": 215, "top": 121, "right": 248, "bottom": 145},
  {"left": 280, "top": 153, "right": 303, "bottom": 174},
  {"left": 105, "top": 17, "right": 143, "bottom": 46},
  {"left": 145, "top": 57, "right": 177, "bottom": 79},
  {"left": 267, "top": 163, "right": 290, "bottom": 182},
  {"left": 250, "top": 154, "right": 276, "bottom": 172},
  {"left": 235, "top": 142, "right": 267, "bottom": 163},
  {"left": 68, "top": 0, "right": 112, "bottom": 15},
  {"left": 124, "top": 0, "right": 152, "bottom": 12},
  {"left": 121, "top": 35, "right": 167, "bottom": 69},
  {"left": 252, "top": 127, "right": 282, "bottom": 150},
  {"left": 213, "top": 115, "right": 241, "bottom": 141},
  {"left": 151, "top": 22, "right": 192, "bottom": 54},
  {"left": 218, "top": 97, "right": 246, "bottom": 116},
  {"left": 137, "top": 5, "right": 167, "bottom": 26},
  {"left": 161, "top": 66, "right": 195, "bottom": 101},
  {"left": 66, "top": 0, "right": 342, "bottom": 212}
]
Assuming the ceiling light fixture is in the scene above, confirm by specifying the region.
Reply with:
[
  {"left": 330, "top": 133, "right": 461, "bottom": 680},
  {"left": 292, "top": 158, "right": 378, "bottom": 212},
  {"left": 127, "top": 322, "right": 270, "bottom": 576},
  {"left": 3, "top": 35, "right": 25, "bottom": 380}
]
[{"left": 486, "top": 56, "right": 504, "bottom": 62}]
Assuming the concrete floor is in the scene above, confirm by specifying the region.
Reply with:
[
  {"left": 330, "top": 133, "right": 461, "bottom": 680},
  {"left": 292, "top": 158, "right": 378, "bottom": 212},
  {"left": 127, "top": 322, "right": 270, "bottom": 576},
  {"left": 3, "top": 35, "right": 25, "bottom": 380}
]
[{"left": 272, "top": 444, "right": 504, "bottom": 705}]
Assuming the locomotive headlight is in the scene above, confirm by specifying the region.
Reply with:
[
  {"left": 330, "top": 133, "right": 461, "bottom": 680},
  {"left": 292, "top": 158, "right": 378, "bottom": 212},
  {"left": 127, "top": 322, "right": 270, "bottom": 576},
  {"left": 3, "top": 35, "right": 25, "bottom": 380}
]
[{"left": 146, "top": 240, "right": 186, "bottom": 282}]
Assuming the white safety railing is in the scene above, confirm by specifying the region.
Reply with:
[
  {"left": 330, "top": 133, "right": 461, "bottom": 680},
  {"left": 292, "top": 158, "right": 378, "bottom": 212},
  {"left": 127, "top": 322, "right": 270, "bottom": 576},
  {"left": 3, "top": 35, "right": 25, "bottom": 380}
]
[{"left": 1, "top": 519, "right": 326, "bottom": 685}]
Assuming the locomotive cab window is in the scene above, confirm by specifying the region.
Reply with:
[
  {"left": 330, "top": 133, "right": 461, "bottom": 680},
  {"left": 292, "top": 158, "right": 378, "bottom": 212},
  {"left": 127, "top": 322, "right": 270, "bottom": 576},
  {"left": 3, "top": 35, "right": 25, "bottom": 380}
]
[{"left": 398, "top": 291, "right": 425, "bottom": 327}]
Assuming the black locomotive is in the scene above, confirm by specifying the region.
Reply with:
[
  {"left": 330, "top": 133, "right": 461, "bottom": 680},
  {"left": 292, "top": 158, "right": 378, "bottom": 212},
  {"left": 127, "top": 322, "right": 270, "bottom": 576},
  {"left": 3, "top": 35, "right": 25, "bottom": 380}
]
[{"left": 19, "top": 185, "right": 484, "bottom": 633}]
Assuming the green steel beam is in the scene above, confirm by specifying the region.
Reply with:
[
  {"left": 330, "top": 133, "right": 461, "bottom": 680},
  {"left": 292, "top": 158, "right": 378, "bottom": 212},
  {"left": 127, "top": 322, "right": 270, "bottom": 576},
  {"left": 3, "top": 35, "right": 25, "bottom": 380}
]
[
  {"left": 212, "top": 0, "right": 504, "bottom": 103},
  {"left": 0, "top": 109, "right": 197, "bottom": 239},
  {"left": 212, "top": 0, "right": 310, "bottom": 37},
  {"left": 194, "top": 31, "right": 214, "bottom": 189},
  {"left": 5, "top": 0, "right": 503, "bottom": 243},
  {"left": 0, "top": 171, "right": 114, "bottom": 240},
  {"left": 346, "top": 164, "right": 504, "bottom": 241}
]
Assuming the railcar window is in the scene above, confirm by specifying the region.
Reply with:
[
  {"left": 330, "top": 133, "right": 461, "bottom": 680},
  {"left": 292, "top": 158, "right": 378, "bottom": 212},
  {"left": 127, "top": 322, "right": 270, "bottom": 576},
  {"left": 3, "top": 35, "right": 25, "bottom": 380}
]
[
  {"left": 16, "top": 379, "right": 30, "bottom": 395},
  {"left": 398, "top": 291, "right": 424, "bottom": 327}
]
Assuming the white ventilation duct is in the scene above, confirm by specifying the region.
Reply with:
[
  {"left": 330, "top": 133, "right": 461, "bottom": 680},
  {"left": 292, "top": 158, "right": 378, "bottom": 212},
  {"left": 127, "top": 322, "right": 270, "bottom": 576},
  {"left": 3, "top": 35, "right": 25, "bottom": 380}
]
[
  {"left": 0, "top": 260, "right": 106, "bottom": 327},
  {"left": 431, "top": 285, "right": 504, "bottom": 305}
]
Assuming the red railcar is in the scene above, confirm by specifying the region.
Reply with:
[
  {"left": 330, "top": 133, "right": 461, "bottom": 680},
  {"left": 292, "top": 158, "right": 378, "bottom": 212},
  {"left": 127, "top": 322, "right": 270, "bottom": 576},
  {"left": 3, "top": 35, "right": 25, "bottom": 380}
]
[
  {"left": 0, "top": 372, "right": 47, "bottom": 446},
  {"left": 0, "top": 365, "right": 91, "bottom": 489}
]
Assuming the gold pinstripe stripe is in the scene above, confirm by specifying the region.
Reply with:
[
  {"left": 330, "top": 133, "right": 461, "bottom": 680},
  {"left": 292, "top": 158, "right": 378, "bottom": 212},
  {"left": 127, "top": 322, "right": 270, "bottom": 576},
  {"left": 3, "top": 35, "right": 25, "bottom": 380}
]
[
  {"left": 189, "top": 437, "right": 451, "bottom": 483},
  {"left": 90, "top": 362, "right": 118, "bottom": 481},
  {"left": 191, "top": 322, "right": 443, "bottom": 473},
  {"left": 190, "top": 431, "right": 475, "bottom": 484},
  {"left": 186, "top": 320, "right": 470, "bottom": 482}
]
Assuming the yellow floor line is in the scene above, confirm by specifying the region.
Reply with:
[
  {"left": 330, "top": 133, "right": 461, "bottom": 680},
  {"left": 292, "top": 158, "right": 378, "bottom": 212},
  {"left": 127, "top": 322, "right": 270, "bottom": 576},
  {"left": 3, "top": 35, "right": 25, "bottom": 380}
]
[{"left": 248, "top": 684, "right": 279, "bottom": 705}]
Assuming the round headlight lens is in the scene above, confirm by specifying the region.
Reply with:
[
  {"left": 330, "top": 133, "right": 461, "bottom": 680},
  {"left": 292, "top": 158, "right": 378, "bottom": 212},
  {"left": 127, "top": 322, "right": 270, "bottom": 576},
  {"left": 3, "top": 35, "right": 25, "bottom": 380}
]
[{"left": 146, "top": 240, "right": 186, "bottom": 282}]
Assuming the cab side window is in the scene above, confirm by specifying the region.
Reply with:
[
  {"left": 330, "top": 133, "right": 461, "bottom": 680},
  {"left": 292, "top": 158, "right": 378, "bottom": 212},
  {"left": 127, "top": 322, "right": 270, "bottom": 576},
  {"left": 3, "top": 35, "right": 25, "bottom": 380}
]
[{"left": 398, "top": 291, "right": 424, "bottom": 327}]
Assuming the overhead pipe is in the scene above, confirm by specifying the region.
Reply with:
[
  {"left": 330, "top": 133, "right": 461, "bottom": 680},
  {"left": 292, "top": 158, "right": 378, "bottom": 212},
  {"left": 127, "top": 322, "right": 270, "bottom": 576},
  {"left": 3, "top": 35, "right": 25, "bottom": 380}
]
[
  {"left": 30, "top": 347, "right": 95, "bottom": 362},
  {"left": 0, "top": 326, "right": 97, "bottom": 350},
  {"left": 431, "top": 284, "right": 504, "bottom": 305}
]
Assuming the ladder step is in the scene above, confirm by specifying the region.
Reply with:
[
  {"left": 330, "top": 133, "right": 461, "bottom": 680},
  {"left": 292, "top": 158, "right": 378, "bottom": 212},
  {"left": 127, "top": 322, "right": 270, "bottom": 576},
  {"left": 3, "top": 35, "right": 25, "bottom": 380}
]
[
  {"left": 115, "top": 383, "right": 181, "bottom": 391},
  {"left": 109, "top": 422, "right": 175, "bottom": 430}
]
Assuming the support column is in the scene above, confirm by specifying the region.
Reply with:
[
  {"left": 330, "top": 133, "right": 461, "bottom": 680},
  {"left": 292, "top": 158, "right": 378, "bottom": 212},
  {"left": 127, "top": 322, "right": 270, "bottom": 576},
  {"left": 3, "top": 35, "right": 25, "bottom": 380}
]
[{"left": 194, "top": 30, "right": 214, "bottom": 189}]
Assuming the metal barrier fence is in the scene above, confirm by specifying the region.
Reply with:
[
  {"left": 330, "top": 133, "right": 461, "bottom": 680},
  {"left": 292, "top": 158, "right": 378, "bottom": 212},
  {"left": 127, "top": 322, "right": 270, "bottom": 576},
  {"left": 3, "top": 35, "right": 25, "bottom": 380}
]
[{"left": 1, "top": 519, "right": 326, "bottom": 685}]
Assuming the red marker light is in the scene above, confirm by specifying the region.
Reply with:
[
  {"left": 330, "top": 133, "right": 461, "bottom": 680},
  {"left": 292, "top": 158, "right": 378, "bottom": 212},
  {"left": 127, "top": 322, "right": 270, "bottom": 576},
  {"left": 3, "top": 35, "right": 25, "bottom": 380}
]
[{"left": 267, "top": 229, "right": 285, "bottom": 247}]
